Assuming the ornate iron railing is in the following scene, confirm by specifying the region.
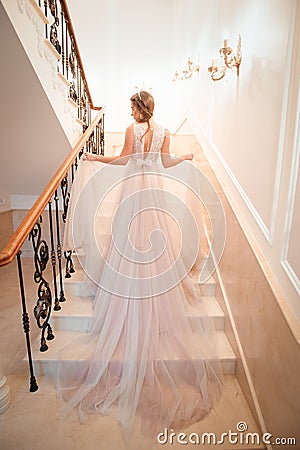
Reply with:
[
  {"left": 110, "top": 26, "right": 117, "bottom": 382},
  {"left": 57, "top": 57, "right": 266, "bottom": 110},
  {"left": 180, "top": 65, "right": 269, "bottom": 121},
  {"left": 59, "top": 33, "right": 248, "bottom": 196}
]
[
  {"left": 35, "top": 0, "right": 101, "bottom": 129},
  {"left": 0, "top": 110, "right": 105, "bottom": 392}
]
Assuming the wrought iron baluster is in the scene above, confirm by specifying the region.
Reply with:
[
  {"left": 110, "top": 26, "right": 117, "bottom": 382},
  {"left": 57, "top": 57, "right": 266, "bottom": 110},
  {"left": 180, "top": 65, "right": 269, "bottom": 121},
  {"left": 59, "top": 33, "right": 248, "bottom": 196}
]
[
  {"left": 96, "top": 124, "right": 99, "bottom": 155},
  {"left": 61, "top": 174, "right": 75, "bottom": 278},
  {"left": 44, "top": 0, "right": 48, "bottom": 39},
  {"left": 60, "top": 8, "right": 65, "bottom": 75},
  {"left": 16, "top": 252, "right": 39, "bottom": 393},
  {"left": 29, "top": 221, "right": 55, "bottom": 353},
  {"left": 48, "top": 200, "right": 61, "bottom": 311},
  {"left": 100, "top": 116, "right": 105, "bottom": 155},
  {"left": 61, "top": 174, "right": 70, "bottom": 223},
  {"left": 69, "top": 37, "right": 77, "bottom": 103},
  {"left": 71, "top": 163, "right": 75, "bottom": 183},
  {"left": 88, "top": 101, "right": 91, "bottom": 127},
  {"left": 54, "top": 189, "right": 67, "bottom": 302},
  {"left": 82, "top": 85, "right": 88, "bottom": 132},
  {"left": 64, "top": 250, "right": 74, "bottom": 279},
  {"left": 65, "top": 18, "right": 69, "bottom": 79},
  {"left": 78, "top": 68, "right": 82, "bottom": 120},
  {"left": 78, "top": 64, "right": 80, "bottom": 113},
  {"left": 89, "top": 131, "right": 96, "bottom": 154},
  {"left": 48, "top": 0, "right": 61, "bottom": 55}
]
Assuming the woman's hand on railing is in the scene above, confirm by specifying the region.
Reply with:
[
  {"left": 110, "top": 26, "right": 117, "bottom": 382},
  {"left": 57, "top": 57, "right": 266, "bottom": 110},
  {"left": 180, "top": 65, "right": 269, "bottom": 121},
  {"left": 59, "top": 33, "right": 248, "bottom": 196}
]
[
  {"left": 82, "top": 152, "right": 100, "bottom": 161},
  {"left": 181, "top": 153, "right": 194, "bottom": 161}
]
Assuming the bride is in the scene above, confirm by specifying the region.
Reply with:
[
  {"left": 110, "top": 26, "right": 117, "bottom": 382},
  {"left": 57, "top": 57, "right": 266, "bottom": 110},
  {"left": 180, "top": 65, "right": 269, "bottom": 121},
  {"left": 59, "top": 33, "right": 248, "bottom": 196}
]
[{"left": 57, "top": 91, "right": 224, "bottom": 439}]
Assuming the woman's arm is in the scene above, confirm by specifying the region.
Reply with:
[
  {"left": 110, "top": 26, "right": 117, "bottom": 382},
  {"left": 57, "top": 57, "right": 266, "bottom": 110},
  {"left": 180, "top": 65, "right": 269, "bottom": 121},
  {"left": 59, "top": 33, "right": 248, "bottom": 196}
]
[
  {"left": 161, "top": 130, "right": 194, "bottom": 168},
  {"left": 83, "top": 125, "right": 134, "bottom": 164}
]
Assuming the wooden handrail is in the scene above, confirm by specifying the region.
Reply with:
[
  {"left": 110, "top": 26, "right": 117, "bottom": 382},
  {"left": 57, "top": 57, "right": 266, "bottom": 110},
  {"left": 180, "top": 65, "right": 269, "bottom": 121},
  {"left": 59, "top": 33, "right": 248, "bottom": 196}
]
[
  {"left": 60, "top": 0, "right": 100, "bottom": 110},
  {"left": 0, "top": 109, "right": 105, "bottom": 268}
]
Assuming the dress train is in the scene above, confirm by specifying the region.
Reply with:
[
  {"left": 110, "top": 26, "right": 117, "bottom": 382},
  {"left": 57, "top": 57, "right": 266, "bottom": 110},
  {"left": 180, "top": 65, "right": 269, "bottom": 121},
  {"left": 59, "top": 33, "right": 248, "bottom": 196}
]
[{"left": 57, "top": 123, "right": 224, "bottom": 438}]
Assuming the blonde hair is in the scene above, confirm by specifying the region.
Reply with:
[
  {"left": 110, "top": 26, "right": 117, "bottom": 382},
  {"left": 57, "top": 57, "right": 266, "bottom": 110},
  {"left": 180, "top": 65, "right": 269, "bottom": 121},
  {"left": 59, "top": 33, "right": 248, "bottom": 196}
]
[{"left": 130, "top": 91, "right": 154, "bottom": 138}]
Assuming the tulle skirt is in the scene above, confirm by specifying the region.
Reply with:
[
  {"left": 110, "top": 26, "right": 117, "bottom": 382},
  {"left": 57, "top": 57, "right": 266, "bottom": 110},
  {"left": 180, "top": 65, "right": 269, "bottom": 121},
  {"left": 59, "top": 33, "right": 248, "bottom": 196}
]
[{"left": 57, "top": 155, "right": 225, "bottom": 439}]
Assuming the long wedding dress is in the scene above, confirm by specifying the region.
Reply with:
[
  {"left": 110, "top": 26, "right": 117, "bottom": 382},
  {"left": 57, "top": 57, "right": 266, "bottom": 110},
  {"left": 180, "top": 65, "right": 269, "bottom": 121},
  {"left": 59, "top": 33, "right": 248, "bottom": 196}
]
[{"left": 57, "top": 123, "right": 224, "bottom": 438}]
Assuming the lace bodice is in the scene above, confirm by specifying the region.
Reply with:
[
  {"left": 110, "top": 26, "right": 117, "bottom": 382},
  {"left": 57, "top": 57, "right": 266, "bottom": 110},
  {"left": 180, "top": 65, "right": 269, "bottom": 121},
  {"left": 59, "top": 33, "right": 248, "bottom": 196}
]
[{"left": 132, "top": 123, "right": 165, "bottom": 166}]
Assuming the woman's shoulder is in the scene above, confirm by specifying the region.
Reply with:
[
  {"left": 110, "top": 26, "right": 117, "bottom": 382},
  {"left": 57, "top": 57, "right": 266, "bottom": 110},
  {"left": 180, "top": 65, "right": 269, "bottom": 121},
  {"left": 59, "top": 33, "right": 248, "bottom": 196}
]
[
  {"left": 124, "top": 123, "right": 135, "bottom": 137},
  {"left": 156, "top": 124, "right": 170, "bottom": 139},
  {"left": 155, "top": 122, "right": 169, "bottom": 132},
  {"left": 126, "top": 122, "right": 135, "bottom": 131}
]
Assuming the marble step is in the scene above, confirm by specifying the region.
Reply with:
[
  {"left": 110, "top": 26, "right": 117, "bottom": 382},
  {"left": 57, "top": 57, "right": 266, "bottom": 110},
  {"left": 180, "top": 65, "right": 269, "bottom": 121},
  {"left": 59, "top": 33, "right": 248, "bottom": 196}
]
[
  {"left": 61, "top": 267, "right": 217, "bottom": 298},
  {"left": 51, "top": 293, "right": 225, "bottom": 332},
  {"left": 3, "top": 371, "right": 264, "bottom": 450},
  {"left": 29, "top": 329, "right": 236, "bottom": 377}
]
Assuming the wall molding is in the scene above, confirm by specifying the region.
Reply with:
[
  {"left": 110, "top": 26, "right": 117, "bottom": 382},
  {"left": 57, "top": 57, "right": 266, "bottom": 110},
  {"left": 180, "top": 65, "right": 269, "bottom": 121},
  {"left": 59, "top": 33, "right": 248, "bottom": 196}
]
[
  {"left": 10, "top": 194, "right": 39, "bottom": 210},
  {"left": 10, "top": 194, "right": 64, "bottom": 212},
  {"left": 267, "top": 0, "right": 297, "bottom": 245},
  {"left": 188, "top": 106, "right": 300, "bottom": 328},
  {"left": 281, "top": 82, "right": 300, "bottom": 295},
  {"left": 17, "top": 0, "right": 48, "bottom": 58},
  {"left": 188, "top": 110, "right": 272, "bottom": 240}
]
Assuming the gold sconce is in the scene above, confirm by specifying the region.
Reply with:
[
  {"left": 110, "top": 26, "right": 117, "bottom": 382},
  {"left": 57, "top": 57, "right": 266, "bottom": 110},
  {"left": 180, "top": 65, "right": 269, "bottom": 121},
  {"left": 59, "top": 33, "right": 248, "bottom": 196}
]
[
  {"left": 173, "top": 56, "right": 200, "bottom": 83},
  {"left": 172, "top": 71, "right": 183, "bottom": 83},
  {"left": 208, "top": 35, "right": 242, "bottom": 81}
]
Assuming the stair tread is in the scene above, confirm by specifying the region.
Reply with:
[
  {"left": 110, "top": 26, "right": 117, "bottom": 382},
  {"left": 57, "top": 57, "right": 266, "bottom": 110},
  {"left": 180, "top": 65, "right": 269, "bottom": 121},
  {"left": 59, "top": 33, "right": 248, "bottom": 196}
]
[
  {"left": 62, "top": 268, "right": 217, "bottom": 291},
  {"left": 53, "top": 294, "right": 224, "bottom": 319},
  {"left": 64, "top": 265, "right": 217, "bottom": 280},
  {"left": 29, "top": 329, "right": 235, "bottom": 362}
]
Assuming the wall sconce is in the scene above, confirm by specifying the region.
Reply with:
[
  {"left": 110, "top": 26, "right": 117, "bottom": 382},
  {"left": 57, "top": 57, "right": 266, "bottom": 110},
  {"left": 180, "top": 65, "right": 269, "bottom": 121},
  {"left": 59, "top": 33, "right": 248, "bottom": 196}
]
[
  {"left": 208, "top": 35, "right": 242, "bottom": 81},
  {"left": 172, "top": 71, "right": 183, "bottom": 83},
  {"left": 173, "top": 56, "right": 200, "bottom": 83}
]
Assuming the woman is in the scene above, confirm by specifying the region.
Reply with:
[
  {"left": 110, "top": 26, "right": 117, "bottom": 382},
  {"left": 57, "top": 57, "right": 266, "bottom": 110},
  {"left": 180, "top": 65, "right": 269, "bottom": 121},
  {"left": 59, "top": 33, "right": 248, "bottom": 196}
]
[
  {"left": 58, "top": 91, "right": 224, "bottom": 440},
  {"left": 83, "top": 91, "right": 193, "bottom": 166}
]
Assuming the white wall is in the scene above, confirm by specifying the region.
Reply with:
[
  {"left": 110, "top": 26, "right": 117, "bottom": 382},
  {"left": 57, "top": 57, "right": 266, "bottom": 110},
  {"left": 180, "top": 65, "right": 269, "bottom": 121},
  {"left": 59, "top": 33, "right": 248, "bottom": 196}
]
[
  {"left": 40, "top": 0, "right": 300, "bottom": 322},
  {"left": 67, "top": 0, "right": 184, "bottom": 132},
  {"left": 172, "top": 0, "right": 300, "bottom": 323}
]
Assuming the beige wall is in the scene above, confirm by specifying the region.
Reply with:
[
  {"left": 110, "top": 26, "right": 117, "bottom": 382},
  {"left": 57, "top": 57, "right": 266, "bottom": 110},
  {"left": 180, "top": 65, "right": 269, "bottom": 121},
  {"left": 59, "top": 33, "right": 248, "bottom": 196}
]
[{"left": 194, "top": 142, "right": 300, "bottom": 446}]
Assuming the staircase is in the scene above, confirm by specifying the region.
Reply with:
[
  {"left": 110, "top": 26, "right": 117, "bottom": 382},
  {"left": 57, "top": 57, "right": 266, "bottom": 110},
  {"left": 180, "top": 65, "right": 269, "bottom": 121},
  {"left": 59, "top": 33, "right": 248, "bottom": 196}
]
[
  {"left": 27, "top": 191, "right": 265, "bottom": 448},
  {"left": 31, "top": 268, "right": 235, "bottom": 378},
  {"left": 29, "top": 177, "right": 235, "bottom": 375}
]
